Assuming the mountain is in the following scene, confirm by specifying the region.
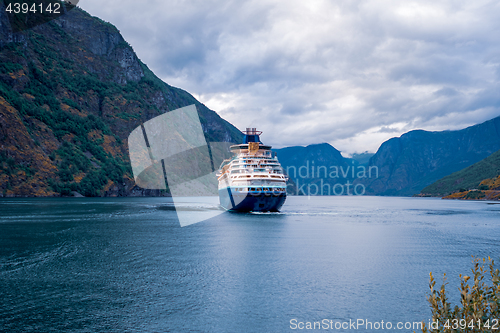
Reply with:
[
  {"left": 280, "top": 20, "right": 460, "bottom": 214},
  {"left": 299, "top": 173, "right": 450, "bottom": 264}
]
[
  {"left": 274, "top": 116, "right": 500, "bottom": 196},
  {"left": 275, "top": 143, "right": 348, "bottom": 172},
  {"left": 0, "top": 4, "right": 242, "bottom": 197},
  {"left": 420, "top": 149, "right": 500, "bottom": 199},
  {"left": 356, "top": 116, "right": 500, "bottom": 196}
]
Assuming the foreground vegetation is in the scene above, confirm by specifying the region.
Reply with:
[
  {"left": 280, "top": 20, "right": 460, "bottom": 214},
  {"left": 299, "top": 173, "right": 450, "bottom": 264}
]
[{"left": 421, "top": 257, "right": 500, "bottom": 333}]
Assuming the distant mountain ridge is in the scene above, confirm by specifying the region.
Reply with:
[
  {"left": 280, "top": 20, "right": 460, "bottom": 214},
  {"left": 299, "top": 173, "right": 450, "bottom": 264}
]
[
  {"left": 275, "top": 143, "right": 349, "bottom": 172},
  {"left": 274, "top": 116, "right": 500, "bottom": 196},
  {"left": 274, "top": 143, "right": 376, "bottom": 195},
  {"left": 358, "top": 116, "right": 500, "bottom": 195},
  {"left": 0, "top": 5, "right": 241, "bottom": 197}
]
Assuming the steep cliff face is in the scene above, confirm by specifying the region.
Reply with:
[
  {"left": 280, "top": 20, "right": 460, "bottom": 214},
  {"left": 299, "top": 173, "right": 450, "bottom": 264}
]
[
  {"left": 0, "top": 5, "right": 242, "bottom": 197},
  {"left": 358, "top": 116, "right": 500, "bottom": 196}
]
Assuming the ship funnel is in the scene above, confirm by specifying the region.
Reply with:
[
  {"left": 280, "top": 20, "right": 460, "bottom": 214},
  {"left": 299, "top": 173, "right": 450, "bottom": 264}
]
[{"left": 243, "top": 128, "right": 262, "bottom": 144}]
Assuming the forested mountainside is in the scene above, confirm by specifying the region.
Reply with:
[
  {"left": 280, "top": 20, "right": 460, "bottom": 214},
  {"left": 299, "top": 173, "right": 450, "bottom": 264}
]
[
  {"left": 0, "top": 3, "right": 242, "bottom": 197},
  {"left": 421, "top": 149, "right": 500, "bottom": 200}
]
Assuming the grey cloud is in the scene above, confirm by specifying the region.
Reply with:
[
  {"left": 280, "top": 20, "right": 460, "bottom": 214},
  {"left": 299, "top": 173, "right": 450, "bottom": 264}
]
[
  {"left": 376, "top": 126, "right": 404, "bottom": 134},
  {"left": 388, "top": 57, "right": 471, "bottom": 85},
  {"left": 434, "top": 87, "right": 459, "bottom": 96},
  {"left": 80, "top": 0, "right": 500, "bottom": 154}
]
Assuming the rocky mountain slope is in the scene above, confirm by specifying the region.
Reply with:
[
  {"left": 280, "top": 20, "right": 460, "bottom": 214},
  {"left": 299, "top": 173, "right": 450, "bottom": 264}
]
[{"left": 0, "top": 3, "right": 241, "bottom": 197}]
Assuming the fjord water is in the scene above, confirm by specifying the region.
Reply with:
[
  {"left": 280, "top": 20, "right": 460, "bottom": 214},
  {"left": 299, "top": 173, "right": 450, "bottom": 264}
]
[{"left": 1, "top": 197, "right": 499, "bottom": 332}]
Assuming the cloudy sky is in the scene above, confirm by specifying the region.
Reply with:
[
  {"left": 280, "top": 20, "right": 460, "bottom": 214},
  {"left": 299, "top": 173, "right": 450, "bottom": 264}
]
[{"left": 79, "top": 0, "right": 500, "bottom": 155}]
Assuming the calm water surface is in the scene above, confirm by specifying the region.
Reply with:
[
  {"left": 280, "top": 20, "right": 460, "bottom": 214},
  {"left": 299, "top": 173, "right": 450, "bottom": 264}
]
[{"left": 1, "top": 196, "right": 499, "bottom": 332}]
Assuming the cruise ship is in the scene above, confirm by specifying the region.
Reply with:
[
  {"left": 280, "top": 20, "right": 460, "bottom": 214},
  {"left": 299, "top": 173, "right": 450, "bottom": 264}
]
[{"left": 217, "top": 128, "right": 287, "bottom": 212}]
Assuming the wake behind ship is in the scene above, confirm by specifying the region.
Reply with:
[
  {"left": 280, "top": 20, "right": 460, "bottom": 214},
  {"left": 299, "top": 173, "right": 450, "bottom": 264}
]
[{"left": 217, "top": 128, "right": 287, "bottom": 212}]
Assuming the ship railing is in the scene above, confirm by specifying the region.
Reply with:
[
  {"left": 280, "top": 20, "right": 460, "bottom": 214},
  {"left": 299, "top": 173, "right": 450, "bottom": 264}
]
[{"left": 231, "top": 187, "right": 286, "bottom": 193}]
